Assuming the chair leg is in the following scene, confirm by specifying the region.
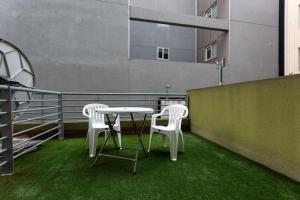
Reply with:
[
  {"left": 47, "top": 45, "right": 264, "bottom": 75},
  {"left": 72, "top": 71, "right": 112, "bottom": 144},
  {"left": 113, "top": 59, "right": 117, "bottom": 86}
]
[
  {"left": 169, "top": 131, "right": 178, "bottom": 162},
  {"left": 162, "top": 135, "right": 168, "bottom": 148},
  {"left": 86, "top": 127, "right": 91, "bottom": 149},
  {"left": 89, "top": 129, "right": 99, "bottom": 158},
  {"left": 179, "top": 130, "right": 184, "bottom": 153},
  {"left": 148, "top": 128, "right": 154, "bottom": 152},
  {"left": 117, "top": 132, "right": 122, "bottom": 149}
]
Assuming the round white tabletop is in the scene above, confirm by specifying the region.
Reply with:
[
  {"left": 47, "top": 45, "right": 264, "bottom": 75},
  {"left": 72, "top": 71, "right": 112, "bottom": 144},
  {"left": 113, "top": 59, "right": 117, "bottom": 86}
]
[{"left": 96, "top": 107, "right": 154, "bottom": 114}]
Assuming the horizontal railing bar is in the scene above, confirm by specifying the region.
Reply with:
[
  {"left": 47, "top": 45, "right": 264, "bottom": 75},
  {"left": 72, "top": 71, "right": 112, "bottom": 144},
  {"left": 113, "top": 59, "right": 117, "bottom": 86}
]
[
  {"left": 20, "top": 112, "right": 58, "bottom": 115},
  {"left": 0, "top": 99, "right": 7, "bottom": 102},
  {"left": 13, "top": 119, "right": 59, "bottom": 137},
  {"left": 0, "top": 124, "right": 8, "bottom": 128},
  {"left": 29, "top": 100, "right": 186, "bottom": 108},
  {"left": 62, "top": 104, "right": 184, "bottom": 108},
  {"left": 62, "top": 98, "right": 186, "bottom": 102},
  {"left": 63, "top": 110, "right": 166, "bottom": 114},
  {"left": 0, "top": 112, "right": 7, "bottom": 115},
  {"left": 0, "top": 148, "right": 7, "bottom": 154},
  {"left": 64, "top": 104, "right": 171, "bottom": 108},
  {"left": 52, "top": 117, "right": 85, "bottom": 119},
  {"left": 13, "top": 126, "right": 60, "bottom": 148},
  {"left": 0, "top": 136, "right": 8, "bottom": 141},
  {"left": 11, "top": 99, "right": 59, "bottom": 102},
  {"left": 0, "top": 161, "right": 8, "bottom": 167},
  {"left": 13, "top": 132, "right": 61, "bottom": 159},
  {"left": 28, "top": 105, "right": 58, "bottom": 107},
  {"left": 13, "top": 113, "right": 59, "bottom": 125},
  {"left": 62, "top": 92, "right": 186, "bottom": 96},
  {"left": 10, "top": 86, "right": 61, "bottom": 94},
  {"left": 4, "top": 85, "right": 180, "bottom": 96},
  {"left": 63, "top": 116, "right": 154, "bottom": 120},
  {"left": 12, "top": 106, "right": 60, "bottom": 114},
  {"left": 63, "top": 111, "right": 86, "bottom": 114},
  {"left": 0, "top": 85, "right": 9, "bottom": 89}
]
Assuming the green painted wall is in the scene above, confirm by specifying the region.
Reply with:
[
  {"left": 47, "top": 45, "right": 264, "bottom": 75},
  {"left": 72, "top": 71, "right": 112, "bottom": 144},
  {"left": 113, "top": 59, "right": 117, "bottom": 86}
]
[{"left": 188, "top": 75, "right": 300, "bottom": 182}]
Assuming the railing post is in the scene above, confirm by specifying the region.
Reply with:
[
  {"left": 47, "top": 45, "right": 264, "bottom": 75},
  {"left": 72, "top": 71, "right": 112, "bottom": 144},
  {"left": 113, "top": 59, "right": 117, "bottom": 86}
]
[
  {"left": 58, "top": 93, "right": 64, "bottom": 140},
  {"left": 41, "top": 93, "right": 45, "bottom": 123},
  {"left": 1, "top": 86, "right": 14, "bottom": 175}
]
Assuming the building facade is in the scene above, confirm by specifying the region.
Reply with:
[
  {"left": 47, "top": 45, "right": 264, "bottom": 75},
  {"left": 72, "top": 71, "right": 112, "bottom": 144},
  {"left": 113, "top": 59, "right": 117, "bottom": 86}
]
[
  {"left": 284, "top": 0, "right": 300, "bottom": 75},
  {"left": 0, "top": 0, "right": 280, "bottom": 93},
  {"left": 130, "top": 0, "right": 197, "bottom": 63}
]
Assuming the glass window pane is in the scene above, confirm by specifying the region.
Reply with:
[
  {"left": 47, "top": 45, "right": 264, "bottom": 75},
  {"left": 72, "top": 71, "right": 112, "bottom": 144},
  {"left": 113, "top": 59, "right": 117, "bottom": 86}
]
[
  {"left": 212, "top": 43, "right": 217, "bottom": 58},
  {"left": 164, "top": 48, "right": 169, "bottom": 59},
  {"left": 206, "top": 46, "right": 212, "bottom": 60},
  {"left": 212, "top": 5, "right": 218, "bottom": 18},
  {"left": 158, "top": 48, "right": 163, "bottom": 59},
  {"left": 206, "top": 10, "right": 212, "bottom": 18}
]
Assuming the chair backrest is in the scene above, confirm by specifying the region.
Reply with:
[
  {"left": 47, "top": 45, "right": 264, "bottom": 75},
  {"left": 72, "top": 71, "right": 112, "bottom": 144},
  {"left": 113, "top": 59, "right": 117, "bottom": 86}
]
[
  {"left": 164, "top": 104, "right": 188, "bottom": 128},
  {"left": 82, "top": 104, "right": 109, "bottom": 126}
]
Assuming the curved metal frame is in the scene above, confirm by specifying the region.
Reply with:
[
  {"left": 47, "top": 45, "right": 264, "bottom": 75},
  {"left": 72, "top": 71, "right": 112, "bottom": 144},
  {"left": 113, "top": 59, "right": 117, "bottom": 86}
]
[{"left": 0, "top": 38, "right": 35, "bottom": 87}]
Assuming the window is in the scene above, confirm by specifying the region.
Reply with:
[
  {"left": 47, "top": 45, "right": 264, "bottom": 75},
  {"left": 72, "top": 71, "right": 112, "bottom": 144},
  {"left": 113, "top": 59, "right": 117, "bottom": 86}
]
[
  {"left": 205, "top": 1, "right": 218, "bottom": 18},
  {"left": 157, "top": 47, "right": 169, "bottom": 60},
  {"left": 205, "top": 42, "right": 217, "bottom": 61}
]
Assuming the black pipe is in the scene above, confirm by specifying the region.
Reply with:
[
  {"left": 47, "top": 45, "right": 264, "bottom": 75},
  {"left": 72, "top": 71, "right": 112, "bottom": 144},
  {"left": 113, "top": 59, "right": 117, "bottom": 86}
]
[{"left": 279, "top": 0, "right": 285, "bottom": 76}]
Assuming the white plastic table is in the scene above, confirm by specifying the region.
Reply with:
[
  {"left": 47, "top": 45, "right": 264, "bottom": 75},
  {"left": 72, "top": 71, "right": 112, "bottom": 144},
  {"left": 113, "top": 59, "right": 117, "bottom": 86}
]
[{"left": 93, "top": 107, "right": 154, "bottom": 174}]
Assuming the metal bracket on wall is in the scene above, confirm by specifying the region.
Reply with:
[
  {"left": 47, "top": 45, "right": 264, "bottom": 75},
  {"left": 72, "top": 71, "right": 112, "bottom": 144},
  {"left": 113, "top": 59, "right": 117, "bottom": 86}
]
[{"left": 216, "top": 58, "right": 225, "bottom": 86}]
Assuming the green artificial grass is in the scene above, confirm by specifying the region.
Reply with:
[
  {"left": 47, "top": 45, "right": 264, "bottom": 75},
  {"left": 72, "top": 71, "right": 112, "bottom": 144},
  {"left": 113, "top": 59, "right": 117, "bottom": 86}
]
[{"left": 0, "top": 133, "right": 299, "bottom": 200}]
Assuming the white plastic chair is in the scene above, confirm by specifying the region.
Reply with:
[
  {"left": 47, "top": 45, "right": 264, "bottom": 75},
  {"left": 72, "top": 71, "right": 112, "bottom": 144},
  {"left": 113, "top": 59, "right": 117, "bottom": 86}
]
[
  {"left": 148, "top": 104, "right": 188, "bottom": 161},
  {"left": 82, "top": 104, "right": 121, "bottom": 157}
]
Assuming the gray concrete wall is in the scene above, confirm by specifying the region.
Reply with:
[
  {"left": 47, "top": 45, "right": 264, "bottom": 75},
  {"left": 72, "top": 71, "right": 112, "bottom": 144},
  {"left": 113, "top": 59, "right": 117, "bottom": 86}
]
[
  {"left": 0, "top": 0, "right": 279, "bottom": 93},
  {"left": 0, "top": 0, "right": 219, "bottom": 93},
  {"left": 130, "top": 21, "right": 196, "bottom": 62},
  {"left": 130, "top": 0, "right": 197, "bottom": 62},
  {"left": 225, "top": 0, "right": 279, "bottom": 83},
  {"left": 128, "top": 59, "right": 218, "bottom": 92},
  {"left": 130, "top": 0, "right": 196, "bottom": 15},
  {"left": 0, "top": 0, "right": 130, "bottom": 92}
]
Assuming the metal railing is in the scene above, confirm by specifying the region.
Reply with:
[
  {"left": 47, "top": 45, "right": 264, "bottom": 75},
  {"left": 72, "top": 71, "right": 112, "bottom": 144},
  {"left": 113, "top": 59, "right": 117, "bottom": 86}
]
[
  {"left": 62, "top": 92, "right": 188, "bottom": 120},
  {"left": 0, "top": 85, "right": 187, "bottom": 175},
  {"left": 0, "top": 85, "right": 64, "bottom": 175}
]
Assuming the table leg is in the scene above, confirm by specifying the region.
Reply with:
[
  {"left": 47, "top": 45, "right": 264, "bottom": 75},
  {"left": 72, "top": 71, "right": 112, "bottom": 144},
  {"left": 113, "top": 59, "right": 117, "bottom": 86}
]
[
  {"left": 92, "top": 114, "right": 119, "bottom": 166},
  {"left": 130, "top": 113, "right": 148, "bottom": 174},
  {"left": 130, "top": 113, "right": 147, "bottom": 157},
  {"left": 106, "top": 114, "right": 119, "bottom": 152},
  {"left": 92, "top": 131, "right": 110, "bottom": 167}
]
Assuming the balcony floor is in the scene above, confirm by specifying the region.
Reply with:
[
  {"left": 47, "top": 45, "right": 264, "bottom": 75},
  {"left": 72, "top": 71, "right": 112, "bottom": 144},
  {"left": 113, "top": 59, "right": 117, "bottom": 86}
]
[{"left": 0, "top": 133, "right": 299, "bottom": 200}]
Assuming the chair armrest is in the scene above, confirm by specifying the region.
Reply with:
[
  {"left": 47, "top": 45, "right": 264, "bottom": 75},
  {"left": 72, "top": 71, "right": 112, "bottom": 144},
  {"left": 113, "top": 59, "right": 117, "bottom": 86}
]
[
  {"left": 175, "top": 116, "right": 187, "bottom": 131},
  {"left": 151, "top": 108, "right": 167, "bottom": 127},
  {"left": 82, "top": 106, "right": 90, "bottom": 118},
  {"left": 151, "top": 114, "right": 160, "bottom": 127}
]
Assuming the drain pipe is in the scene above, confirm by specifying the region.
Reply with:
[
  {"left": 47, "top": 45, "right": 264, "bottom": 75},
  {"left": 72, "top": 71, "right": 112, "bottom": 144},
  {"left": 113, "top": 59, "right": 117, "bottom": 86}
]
[
  {"left": 216, "top": 58, "right": 226, "bottom": 86},
  {"left": 165, "top": 84, "right": 171, "bottom": 100}
]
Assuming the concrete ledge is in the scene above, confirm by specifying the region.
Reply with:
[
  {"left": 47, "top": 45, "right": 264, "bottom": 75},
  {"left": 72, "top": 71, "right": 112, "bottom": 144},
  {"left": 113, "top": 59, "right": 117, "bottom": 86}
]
[{"left": 130, "top": 6, "right": 229, "bottom": 31}]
